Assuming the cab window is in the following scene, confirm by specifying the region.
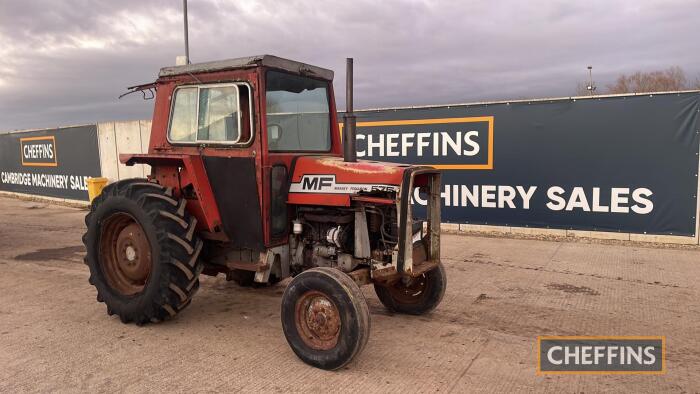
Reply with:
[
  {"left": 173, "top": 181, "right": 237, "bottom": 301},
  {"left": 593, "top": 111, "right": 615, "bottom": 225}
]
[
  {"left": 169, "top": 83, "right": 252, "bottom": 144},
  {"left": 266, "top": 71, "right": 331, "bottom": 151}
]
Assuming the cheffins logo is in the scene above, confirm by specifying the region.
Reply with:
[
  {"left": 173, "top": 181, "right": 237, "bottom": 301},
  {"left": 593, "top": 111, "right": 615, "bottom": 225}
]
[
  {"left": 20, "top": 136, "right": 57, "bottom": 167},
  {"left": 342, "top": 116, "right": 494, "bottom": 170},
  {"left": 538, "top": 336, "right": 665, "bottom": 374}
]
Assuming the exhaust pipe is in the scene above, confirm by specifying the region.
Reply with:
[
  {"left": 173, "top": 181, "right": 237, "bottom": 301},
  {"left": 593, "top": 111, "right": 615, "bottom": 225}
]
[{"left": 343, "top": 58, "right": 357, "bottom": 162}]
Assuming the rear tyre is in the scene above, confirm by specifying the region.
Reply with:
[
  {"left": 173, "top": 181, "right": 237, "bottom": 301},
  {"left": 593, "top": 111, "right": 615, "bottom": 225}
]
[
  {"left": 281, "top": 267, "right": 370, "bottom": 370},
  {"left": 83, "top": 179, "right": 204, "bottom": 324},
  {"left": 374, "top": 262, "right": 446, "bottom": 315}
]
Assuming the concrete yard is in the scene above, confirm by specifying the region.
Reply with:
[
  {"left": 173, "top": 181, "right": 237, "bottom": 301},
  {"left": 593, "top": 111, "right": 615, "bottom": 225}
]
[{"left": 0, "top": 195, "right": 698, "bottom": 393}]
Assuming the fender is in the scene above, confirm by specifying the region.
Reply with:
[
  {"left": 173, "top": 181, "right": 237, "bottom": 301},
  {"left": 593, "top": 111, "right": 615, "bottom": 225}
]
[{"left": 120, "top": 153, "right": 224, "bottom": 237}]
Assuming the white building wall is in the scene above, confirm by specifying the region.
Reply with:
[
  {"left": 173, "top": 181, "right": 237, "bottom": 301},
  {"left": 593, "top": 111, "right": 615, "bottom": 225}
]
[{"left": 97, "top": 120, "right": 151, "bottom": 182}]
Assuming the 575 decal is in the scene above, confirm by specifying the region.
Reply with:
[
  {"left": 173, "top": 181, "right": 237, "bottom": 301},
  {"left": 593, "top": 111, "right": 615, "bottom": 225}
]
[{"left": 289, "top": 175, "right": 398, "bottom": 194}]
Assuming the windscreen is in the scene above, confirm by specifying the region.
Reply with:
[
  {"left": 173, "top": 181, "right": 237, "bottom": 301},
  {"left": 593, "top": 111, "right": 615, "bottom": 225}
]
[{"left": 265, "top": 71, "right": 331, "bottom": 151}]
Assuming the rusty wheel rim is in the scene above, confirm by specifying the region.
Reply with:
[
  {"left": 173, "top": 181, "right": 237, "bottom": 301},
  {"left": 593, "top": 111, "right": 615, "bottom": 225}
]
[
  {"left": 294, "top": 290, "right": 341, "bottom": 350},
  {"left": 99, "top": 212, "right": 152, "bottom": 296},
  {"left": 387, "top": 274, "right": 430, "bottom": 305}
]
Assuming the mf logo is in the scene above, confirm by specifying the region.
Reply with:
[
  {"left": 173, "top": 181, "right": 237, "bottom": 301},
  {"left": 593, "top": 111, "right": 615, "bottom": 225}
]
[
  {"left": 290, "top": 174, "right": 398, "bottom": 194},
  {"left": 20, "top": 136, "right": 57, "bottom": 167},
  {"left": 302, "top": 175, "right": 335, "bottom": 190}
]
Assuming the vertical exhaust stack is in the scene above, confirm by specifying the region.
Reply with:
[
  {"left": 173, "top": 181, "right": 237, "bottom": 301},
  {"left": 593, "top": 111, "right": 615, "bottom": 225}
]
[{"left": 343, "top": 58, "right": 357, "bottom": 162}]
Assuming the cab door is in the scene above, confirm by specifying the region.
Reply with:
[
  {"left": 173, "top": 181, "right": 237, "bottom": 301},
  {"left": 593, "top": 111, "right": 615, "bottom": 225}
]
[
  {"left": 167, "top": 80, "right": 265, "bottom": 250},
  {"left": 261, "top": 69, "right": 341, "bottom": 246}
]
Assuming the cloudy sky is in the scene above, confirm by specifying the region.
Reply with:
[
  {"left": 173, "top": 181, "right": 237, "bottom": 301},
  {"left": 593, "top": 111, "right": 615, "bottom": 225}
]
[{"left": 0, "top": 0, "right": 698, "bottom": 131}]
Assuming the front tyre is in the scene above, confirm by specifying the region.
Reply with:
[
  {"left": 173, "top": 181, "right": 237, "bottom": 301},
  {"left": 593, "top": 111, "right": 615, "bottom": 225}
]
[
  {"left": 374, "top": 262, "right": 447, "bottom": 315},
  {"left": 83, "top": 179, "right": 204, "bottom": 324},
  {"left": 281, "top": 267, "right": 370, "bottom": 370}
]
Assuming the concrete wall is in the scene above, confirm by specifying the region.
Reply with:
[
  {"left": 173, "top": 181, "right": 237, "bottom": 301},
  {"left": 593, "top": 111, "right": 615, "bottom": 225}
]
[
  {"left": 440, "top": 223, "right": 699, "bottom": 245},
  {"left": 97, "top": 120, "right": 152, "bottom": 183}
]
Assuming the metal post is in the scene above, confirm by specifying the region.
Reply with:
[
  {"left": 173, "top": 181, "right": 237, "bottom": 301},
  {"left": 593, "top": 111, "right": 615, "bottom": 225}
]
[
  {"left": 343, "top": 58, "right": 357, "bottom": 162},
  {"left": 183, "top": 0, "right": 190, "bottom": 64},
  {"left": 587, "top": 66, "right": 596, "bottom": 96}
]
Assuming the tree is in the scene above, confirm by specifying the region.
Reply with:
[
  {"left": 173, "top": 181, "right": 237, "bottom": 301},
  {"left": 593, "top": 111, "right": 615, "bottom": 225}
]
[
  {"left": 606, "top": 66, "right": 687, "bottom": 94},
  {"left": 692, "top": 75, "right": 700, "bottom": 90}
]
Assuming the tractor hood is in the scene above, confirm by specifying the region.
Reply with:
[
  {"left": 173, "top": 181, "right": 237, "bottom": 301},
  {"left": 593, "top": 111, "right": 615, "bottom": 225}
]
[{"left": 287, "top": 156, "right": 417, "bottom": 206}]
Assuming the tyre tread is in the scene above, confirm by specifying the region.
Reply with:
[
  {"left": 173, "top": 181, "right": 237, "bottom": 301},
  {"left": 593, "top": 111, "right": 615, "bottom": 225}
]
[
  {"left": 83, "top": 178, "right": 203, "bottom": 324},
  {"left": 281, "top": 267, "right": 371, "bottom": 370}
]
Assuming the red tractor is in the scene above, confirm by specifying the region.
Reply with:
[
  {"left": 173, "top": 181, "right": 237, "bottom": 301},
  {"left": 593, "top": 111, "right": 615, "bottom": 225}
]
[{"left": 83, "top": 55, "right": 445, "bottom": 370}]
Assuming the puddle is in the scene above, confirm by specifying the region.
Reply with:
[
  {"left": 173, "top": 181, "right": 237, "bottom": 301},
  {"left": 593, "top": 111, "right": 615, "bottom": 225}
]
[{"left": 14, "top": 245, "right": 85, "bottom": 262}]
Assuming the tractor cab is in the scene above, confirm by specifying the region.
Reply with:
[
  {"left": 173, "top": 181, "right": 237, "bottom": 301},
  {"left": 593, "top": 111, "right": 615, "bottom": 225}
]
[{"left": 124, "top": 56, "right": 343, "bottom": 248}]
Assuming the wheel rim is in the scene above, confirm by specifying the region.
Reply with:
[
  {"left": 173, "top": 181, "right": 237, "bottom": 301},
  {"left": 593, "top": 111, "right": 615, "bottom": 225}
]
[
  {"left": 99, "top": 212, "right": 152, "bottom": 296},
  {"left": 294, "top": 290, "right": 341, "bottom": 350},
  {"left": 387, "top": 274, "right": 430, "bottom": 305}
]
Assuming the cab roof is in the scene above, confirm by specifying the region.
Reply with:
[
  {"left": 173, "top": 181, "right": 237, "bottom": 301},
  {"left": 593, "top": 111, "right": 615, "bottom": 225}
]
[{"left": 158, "top": 54, "right": 334, "bottom": 81}]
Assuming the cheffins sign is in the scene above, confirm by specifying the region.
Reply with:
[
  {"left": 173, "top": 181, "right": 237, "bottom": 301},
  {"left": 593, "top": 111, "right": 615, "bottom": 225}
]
[
  {"left": 0, "top": 125, "right": 101, "bottom": 201},
  {"left": 344, "top": 92, "right": 700, "bottom": 236},
  {"left": 20, "top": 136, "right": 58, "bottom": 167},
  {"left": 348, "top": 117, "right": 494, "bottom": 169}
]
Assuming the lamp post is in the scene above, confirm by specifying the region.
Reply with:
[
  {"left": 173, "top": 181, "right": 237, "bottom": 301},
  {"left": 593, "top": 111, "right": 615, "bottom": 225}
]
[
  {"left": 587, "top": 66, "right": 596, "bottom": 96},
  {"left": 183, "top": 0, "right": 190, "bottom": 64}
]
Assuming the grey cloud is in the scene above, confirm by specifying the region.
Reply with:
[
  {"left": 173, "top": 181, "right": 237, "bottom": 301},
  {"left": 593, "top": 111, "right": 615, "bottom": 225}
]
[{"left": 0, "top": 0, "right": 698, "bottom": 131}]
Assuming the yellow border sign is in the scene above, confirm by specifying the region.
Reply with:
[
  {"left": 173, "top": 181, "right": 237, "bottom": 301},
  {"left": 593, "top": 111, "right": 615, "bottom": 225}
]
[
  {"left": 537, "top": 335, "right": 666, "bottom": 375},
  {"left": 20, "top": 136, "right": 58, "bottom": 167},
  {"left": 339, "top": 116, "right": 494, "bottom": 170}
]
